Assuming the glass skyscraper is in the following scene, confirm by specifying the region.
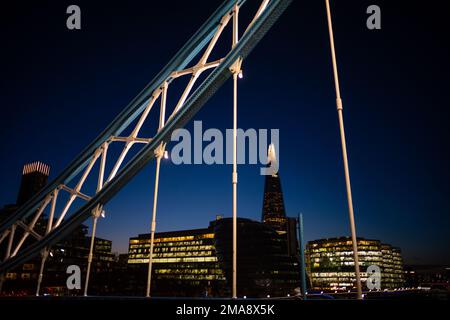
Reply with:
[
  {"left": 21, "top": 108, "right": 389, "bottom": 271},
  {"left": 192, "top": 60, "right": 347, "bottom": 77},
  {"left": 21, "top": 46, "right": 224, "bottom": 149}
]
[{"left": 261, "top": 172, "right": 287, "bottom": 233}]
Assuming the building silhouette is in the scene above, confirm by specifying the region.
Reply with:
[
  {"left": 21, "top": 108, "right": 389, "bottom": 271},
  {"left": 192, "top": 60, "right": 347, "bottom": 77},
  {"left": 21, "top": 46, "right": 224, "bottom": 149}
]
[
  {"left": 214, "top": 217, "right": 299, "bottom": 297},
  {"left": 16, "top": 162, "right": 50, "bottom": 206},
  {"left": 41, "top": 225, "right": 115, "bottom": 295},
  {"left": 0, "top": 162, "right": 50, "bottom": 226},
  {"left": 260, "top": 158, "right": 299, "bottom": 258},
  {"left": 0, "top": 162, "right": 116, "bottom": 296},
  {"left": 0, "top": 162, "right": 50, "bottom": 294}
]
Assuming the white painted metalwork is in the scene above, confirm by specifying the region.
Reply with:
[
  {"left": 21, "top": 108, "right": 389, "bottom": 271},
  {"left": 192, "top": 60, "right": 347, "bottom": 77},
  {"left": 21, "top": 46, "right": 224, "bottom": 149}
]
[
  {"left": 83, "top": 204, "right": 104, "bottom": 296},
  {"left": 230, "top": 2, "right": 242, "bottom": 300},
  {"left": 325, "top": 0, "right": 362, "bottom": 299},
  {"left": 0, "top": 0, "right": 290, "bottom": 297}
]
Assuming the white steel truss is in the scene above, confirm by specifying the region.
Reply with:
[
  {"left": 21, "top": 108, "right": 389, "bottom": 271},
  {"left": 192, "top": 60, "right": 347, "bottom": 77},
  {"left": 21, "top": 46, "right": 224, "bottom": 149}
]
[{"left": 0, "top": 0, "right": 282, "bottom": 295}]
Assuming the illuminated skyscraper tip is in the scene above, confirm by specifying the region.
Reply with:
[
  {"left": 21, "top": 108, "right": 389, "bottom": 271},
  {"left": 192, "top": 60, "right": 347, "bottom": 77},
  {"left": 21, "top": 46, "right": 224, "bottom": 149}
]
[
  {"left": 267, "top": 143, "right": 278, "bottom": 177},
  {"left": 21, "top": 161, "right": 50, "bottom": 176}
]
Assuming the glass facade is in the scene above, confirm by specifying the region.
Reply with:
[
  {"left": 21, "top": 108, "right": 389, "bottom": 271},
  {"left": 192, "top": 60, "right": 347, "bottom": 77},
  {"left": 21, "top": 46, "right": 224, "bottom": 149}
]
[
  {"left": 261, "top": 173, "right": 287, "bottom": 233},
  {"left": 127, "top": 223, "right": 226, "bottom": 296},
  {"left": 305, "top": 237, "right": 405, "bottom": 290},
  {"left": 127, "top": 218, "right": 299, "bottom": 297},
  {"left": 214, "top": 217, "right": 299, "bottom": 297}
]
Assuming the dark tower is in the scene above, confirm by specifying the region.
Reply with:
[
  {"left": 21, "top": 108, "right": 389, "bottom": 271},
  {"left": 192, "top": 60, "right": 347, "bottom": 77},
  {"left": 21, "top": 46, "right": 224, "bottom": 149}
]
[
  {"left": 16, "top": 161, "right": 50, "bottom": 206},
  {"left": 261, "top": 145, "right": 299, "bottom": 258},
  {"left": 261, "top": 144, "right": 288, "bottom": 233},
  {"left": 261, "top": 172, "right": 288, "bottom": 233}
]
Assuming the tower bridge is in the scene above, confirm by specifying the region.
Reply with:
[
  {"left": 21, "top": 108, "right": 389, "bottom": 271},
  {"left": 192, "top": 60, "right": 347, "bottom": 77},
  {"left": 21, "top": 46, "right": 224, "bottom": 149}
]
[{"left": 0, "top": 0, "right": 363, "bottom": 299}]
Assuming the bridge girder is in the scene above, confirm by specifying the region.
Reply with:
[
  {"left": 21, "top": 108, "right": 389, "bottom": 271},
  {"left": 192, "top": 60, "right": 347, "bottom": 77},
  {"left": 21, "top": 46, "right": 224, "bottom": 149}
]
[{"left": 0, "top": 0, "right": 292, "bottom": 274}]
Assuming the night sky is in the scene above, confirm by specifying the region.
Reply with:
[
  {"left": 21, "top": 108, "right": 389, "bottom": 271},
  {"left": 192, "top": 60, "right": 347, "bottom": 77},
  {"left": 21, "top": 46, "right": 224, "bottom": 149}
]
[{"left": 1, "top": 1, "right": 449, "bottom": 264}]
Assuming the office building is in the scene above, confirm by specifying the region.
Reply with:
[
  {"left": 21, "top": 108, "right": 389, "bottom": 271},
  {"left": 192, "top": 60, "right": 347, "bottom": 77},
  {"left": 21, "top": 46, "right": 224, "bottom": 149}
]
[
  {"left": 262, "top": 172, "right": 287, "bottom": 232},
  {"left": 0, "top": 162, "right": 50, "bottom": 225},
  {"left": 3, "top": 223, "right": 116, "bottom": 295},
  {"left": 214, "top": 217, "right": 299, "bottom": 297},
  {"left": 1, "top": 162, "right": 51, "bottom": 293},
  {"left": 261, "top": 166, "right": 299, "bottom": 258},
  {"left": 0, "top": 162, "right": 115, "bottom": 295},
  {"left": 127, "top": 217, "right": 300, "bottom": 297},
  {"left": 128, "top": 220, "right": 226, "bottom": 296},
  {"left": 305, "top": 237, "right": 405, "bottom": 290},
  {"left": 16, "top": 161, "right": 50, "bottom": 206}
]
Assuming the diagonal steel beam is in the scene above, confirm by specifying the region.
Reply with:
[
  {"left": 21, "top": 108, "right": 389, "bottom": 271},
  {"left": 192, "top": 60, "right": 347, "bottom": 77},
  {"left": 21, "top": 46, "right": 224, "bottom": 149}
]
[
  {"left": 0, "top": 0, "right": 292, "bottom": 273},
  {"left": 0, "top": 0, "right": 247, "bottom": 234}
]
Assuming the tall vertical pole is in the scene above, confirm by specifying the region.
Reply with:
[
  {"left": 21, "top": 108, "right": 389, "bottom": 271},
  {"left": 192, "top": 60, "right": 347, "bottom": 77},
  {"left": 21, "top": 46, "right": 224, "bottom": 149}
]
[
  {"left": 146, "top": 152, "right": 163, "bottom": 298},
  {"left": 231, "top": 3, "right": 240, "bottom": 299},
  {"left": 232, "top": 71, "right": 238, "bottom": 299},
  {"left": 36, "top": 249, "right": 49, "bottom": 296},
  {"left": 84, "top": 210, "right": 100, "bottom": 296},
  {"left": 325, "top": 0, "right": 362, "bottom": 299},
  {"left": 298, "top": 213, "right": 307, "bottom": 299},
  {"left": 84, "top": 144, "right": 107, "bottom": 296},
  {"left": 146, "top": 80, "right": 167, "bottom": 298}
]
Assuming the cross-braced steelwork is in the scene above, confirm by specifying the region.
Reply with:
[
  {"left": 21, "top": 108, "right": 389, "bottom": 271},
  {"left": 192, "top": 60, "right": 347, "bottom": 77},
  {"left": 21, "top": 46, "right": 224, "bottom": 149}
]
[{"left": 0, "top": 0, "right": 293, "bottom": 295}]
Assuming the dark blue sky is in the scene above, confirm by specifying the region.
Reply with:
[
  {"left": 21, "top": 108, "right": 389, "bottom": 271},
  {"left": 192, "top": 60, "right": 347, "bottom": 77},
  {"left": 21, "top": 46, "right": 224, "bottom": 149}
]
[{"left": 1, "top": 1, "right": 449, "bottom": 264}]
